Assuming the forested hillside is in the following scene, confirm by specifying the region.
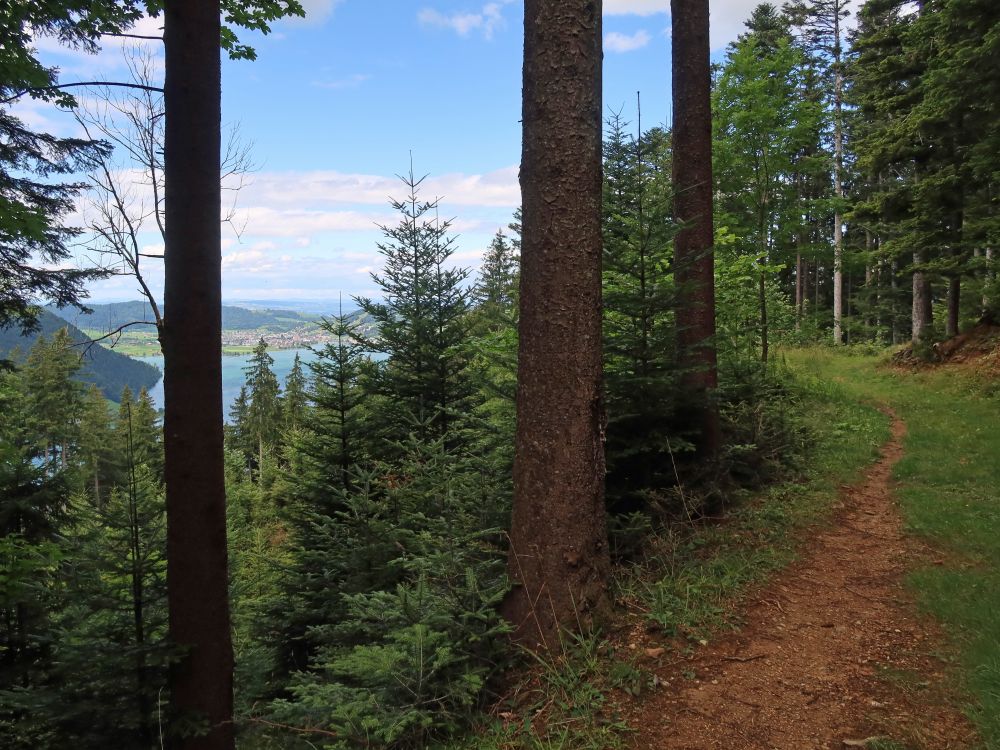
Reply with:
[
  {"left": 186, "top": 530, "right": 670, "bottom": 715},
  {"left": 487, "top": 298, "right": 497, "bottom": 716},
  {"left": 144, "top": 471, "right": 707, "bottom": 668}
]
[
  {"left": 1, "top": 2, "right": 997, "bottom": 750},
  {"left": 51, "top": 300, "right": 321, "bottom": 334},
  {"left": 0, "top": 310, "right": 160, "bottom": 400}
]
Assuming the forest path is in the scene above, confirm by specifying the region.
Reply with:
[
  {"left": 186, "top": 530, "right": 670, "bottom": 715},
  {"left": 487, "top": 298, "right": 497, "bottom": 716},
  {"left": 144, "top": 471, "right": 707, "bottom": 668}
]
[{"left": 629, "top": 410, "right": 977, "bottom": 749}]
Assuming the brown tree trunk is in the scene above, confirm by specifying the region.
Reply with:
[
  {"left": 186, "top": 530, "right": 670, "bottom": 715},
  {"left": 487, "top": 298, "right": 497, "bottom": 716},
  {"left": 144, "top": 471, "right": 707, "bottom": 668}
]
[
  {"left": 891, "top": 257, "right": 901, "bottom": 345},
  {"left": 832, "top": 8, "right": 845, "bottom": 345},
  {"left": 795, "top": 252, "right": 803, "bottom": 330},
  {"left": 946, "top": 276, "right": 960, "bottom": 338},
  {"left": 672, "top": 0, "right": 720, "bottom": 455},
  {"left": 912, "top": 251, "right": 932, "bottom": 344},
  {"left": 502, "top": 0, "right": 609, "bottom": 652},
  {"left": 162, "top": 2, "right": 234, "bottom": 747}
]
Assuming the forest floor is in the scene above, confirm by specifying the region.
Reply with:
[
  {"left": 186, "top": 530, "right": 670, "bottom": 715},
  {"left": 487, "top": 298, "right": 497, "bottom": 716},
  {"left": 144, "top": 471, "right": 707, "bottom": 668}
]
[{"left": 625, "top": 405, "right": 977, "bottom": 749}]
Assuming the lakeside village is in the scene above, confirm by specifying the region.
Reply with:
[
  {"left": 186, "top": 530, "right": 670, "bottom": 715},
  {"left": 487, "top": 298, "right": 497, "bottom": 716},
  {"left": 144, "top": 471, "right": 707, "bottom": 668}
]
[{"left": 221, "top": 325, "right": 336, "bottom": 350}]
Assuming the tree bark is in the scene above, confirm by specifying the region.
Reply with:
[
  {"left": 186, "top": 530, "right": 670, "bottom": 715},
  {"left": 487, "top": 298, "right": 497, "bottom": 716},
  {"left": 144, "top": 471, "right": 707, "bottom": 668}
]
[
  {"left": 795, "top": 252, "right": 803, "bottom": 329},
  {"left": 162, "top": 2, "right": 234, "bottom": 747},
  {"left": 672, "top": 0, "right": 720, "bottom": 455},
  {"left": 502, "top": 0, "right": 609, "bottom": 651},
  {"left": 832, "top": 7, "right": 845, "bottom": 345},
  {"left": 946, "top": 275, "right": 960, "bottom": 338},
  {"left": 912, "top": 251, "right": 932, "bottom": 344}
]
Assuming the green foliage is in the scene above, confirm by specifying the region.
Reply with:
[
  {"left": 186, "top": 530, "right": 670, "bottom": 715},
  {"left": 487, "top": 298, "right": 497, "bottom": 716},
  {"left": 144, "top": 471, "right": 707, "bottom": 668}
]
[
  {"left": 0, "top": 309, "right": 160, "bottom": 398},
  {"left": 354, "top": 170, "right": 475, "bottom": 447},
  {"left": 601, "top": 115, "right": 683, "bottom": 513},
  {"left": 265, "top": 437, "right": 509, "bottom": 748}
]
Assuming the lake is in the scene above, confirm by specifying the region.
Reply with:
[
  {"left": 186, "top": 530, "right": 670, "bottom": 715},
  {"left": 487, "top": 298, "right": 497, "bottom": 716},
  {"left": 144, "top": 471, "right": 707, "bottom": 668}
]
[{"left": 137, "top": 347, "right": 318, "bottom": 421}]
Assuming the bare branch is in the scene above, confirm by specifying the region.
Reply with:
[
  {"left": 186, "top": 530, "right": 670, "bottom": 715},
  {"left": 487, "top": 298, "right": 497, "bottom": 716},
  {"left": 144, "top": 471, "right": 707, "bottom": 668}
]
[
  {"left": 1, "top": 81, "right": 163, "bottom": 105},
  {"left": 72, "top": 320, "right": 160, "bottom": 359}
]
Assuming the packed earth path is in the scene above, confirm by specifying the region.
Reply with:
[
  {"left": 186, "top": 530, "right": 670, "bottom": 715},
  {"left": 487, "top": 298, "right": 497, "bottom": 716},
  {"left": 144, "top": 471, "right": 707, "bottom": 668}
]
[{"left": 629, "top": 409, "right": 978, "bottom": 749}]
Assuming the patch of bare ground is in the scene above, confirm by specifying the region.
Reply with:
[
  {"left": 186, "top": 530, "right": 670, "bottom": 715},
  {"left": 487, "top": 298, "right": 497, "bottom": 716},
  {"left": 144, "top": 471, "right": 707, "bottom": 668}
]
[
  {"left": 625, "top": 410, "right": 978, "bottom": 749},
  {"left": 892, "top": 323, "right": 1000, "bottom": 379}
]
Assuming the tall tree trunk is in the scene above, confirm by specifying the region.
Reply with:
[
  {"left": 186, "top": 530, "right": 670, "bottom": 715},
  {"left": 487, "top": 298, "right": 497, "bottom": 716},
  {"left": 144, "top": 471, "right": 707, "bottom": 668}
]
[
  {"left": 503, "top": 0, "right": 609, "bottom": 651},
  {"left": 672, "top": 0, "right": 720, "bottom": 455},
  {"left": 832, "top": 9, "right": 845, "bottom": 345},
  {"left": 912, "top": 251, "right": 932, "bottom": 344},
  {"left": 162, "top": 2, "right": 234, "bottom": 747}
]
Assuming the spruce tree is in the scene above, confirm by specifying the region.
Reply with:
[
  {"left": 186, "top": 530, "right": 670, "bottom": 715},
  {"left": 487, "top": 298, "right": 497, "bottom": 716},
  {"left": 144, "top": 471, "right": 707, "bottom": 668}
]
[
  {"left": 602, "top": 114, "right": 682, "bottom": 508},
  {"left": 241, "top": 338, "right": 282, "bottom": 478},
  {"left": 281, "top": 353, "right": 308, "bottom": 430},
  {"left": 354, "top": 170, "right": 473, "bottom": 447}
]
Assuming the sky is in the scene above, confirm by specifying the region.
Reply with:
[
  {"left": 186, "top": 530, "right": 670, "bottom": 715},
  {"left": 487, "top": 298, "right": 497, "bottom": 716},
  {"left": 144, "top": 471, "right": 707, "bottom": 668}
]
[{"left": 23, "top": 0, "right": 855, "bottom": 309}]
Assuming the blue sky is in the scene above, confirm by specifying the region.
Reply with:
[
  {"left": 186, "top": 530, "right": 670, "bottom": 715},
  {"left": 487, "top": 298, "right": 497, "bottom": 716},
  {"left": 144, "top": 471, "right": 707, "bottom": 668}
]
[{"left": 24, "top": 0, "right": 840, "bottom": 308}]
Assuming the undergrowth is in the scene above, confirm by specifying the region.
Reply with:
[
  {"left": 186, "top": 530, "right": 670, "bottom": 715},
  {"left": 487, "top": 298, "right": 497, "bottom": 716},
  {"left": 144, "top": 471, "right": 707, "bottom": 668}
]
[{"left": 444, "top": 359, "right": 889, "bottom": 749}]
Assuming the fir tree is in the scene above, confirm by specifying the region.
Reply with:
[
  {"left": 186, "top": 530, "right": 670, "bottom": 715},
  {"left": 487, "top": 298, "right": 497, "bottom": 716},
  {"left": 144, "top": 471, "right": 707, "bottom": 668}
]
[
  {"left": 281, "top": 353, "right": 308, "bottom": 430},
  {"left": 354, "top": 169, "right": 474, "bottom": 446}
]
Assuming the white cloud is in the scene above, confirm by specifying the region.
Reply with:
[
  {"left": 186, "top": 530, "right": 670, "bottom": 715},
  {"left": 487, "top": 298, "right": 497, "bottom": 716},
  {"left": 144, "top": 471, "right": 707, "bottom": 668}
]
[
  {"left": 605, "top": 0, "right": 669, "bottom": 15},
  {"left": 242, "top": 165, "right": 520, "bottom": 210},
  {"left": 605, "top": 30, "right": 652, "bottom": 53},
  {"left": 287, "top": 0, "right": 343, "bottom": 25},
  {"left": 418, "top": 1, "right": 513, "bottom": 40},
  {"left": 605, "top": 1, "right": 859, "bottom": 51},
  {"left": 238, "top": 207, "right": 393, "bottom": 237}
]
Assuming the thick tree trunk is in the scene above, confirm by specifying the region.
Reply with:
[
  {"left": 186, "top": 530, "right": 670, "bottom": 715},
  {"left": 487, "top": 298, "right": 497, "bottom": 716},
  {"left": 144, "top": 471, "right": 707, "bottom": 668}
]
[
  {"left": 912, "top": 251, "right": 932, "bottom": 344},
  {"left": 672, "top": 0, "right": 720, "bottom": 455},
  {"left": 503, "top": 0, "right": 609, "bottom": 651},
  {"left": 162, "top": 2, "right": 234, "bottom": 747}
]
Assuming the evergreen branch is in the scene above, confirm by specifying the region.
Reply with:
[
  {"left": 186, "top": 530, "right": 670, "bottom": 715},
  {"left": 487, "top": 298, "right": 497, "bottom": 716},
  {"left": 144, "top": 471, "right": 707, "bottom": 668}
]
[{"left": 244, "top": 714, "right": 340, "bottom": 739}]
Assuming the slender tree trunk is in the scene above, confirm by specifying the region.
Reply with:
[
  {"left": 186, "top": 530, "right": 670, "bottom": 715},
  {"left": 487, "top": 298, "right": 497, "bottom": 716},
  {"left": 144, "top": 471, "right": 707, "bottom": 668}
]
[
  {"left": 891, "top": 257, "right": 901, "bottom": 344},
  {"left": 946, "top": 276, "right": 960, "bottom": 338},
  {"left": 759, "top": 270, "right": 769, "bottom": 364},
  {"left": 832, "top": 11, "right": 845, "bottom": 345},
  {"left": 912, "top": 251, "right": 932, "bottom": 344},
  {"left": 503, "top": 0, "right": 609, "bottom": 651},
  {"left": 672, "top": 0, "right": 720, "bottom": 456},
  {"left": 795, "top": 252, "right": 803, "bottom": 330},
  {"left": 162, "top": 2, "right": 234, "bottom": 747},
  {"left": 985, "top": 247, "right": 995, "bottom": 314}
]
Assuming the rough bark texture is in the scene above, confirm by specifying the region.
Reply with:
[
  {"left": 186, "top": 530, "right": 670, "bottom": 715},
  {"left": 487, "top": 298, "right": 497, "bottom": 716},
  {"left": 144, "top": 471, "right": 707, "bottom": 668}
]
[
  {"left": 502, "top": 0, "right": 609, "bottom": 651},
  {"left": 162, "top": 3, "right": 234, "bottom": 747},
  {"left": 672, "top": 0, "right": 720, "bottom": 455},
  {"left": 912, "top": 252, "right": 932, "bottom": 344}
]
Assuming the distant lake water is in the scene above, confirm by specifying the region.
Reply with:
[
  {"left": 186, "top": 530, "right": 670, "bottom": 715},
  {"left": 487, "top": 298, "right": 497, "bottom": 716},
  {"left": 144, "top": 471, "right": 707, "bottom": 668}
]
[{"left": 137, "top": 347, "right": 318, "bottom": 421}]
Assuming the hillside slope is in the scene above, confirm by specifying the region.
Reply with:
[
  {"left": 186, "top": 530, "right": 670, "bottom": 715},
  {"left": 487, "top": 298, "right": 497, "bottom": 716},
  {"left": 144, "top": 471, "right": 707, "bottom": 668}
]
[{"left": 0, "top": 310, "right": 160, "bottom": 401}]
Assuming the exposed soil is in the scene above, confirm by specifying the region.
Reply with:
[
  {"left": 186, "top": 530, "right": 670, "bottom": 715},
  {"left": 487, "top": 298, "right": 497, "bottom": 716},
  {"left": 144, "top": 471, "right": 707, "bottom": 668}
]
[
  {"left": 627, "top": 411, "right": 978, "bottom": 749},
  {"left": 892, "top": 323, "right": 1000, "bottom": 378}
]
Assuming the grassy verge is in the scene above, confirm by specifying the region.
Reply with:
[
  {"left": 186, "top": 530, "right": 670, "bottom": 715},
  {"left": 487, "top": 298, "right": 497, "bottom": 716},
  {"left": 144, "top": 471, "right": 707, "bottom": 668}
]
[
  {"left": 625, "top": 364, "right": 888, "bottom": 638},
  {"left": 786, "top": 346, "right": 1000, "bottom": 746},
  {"left": 443, "top": 361, "right": 890, "bottom": 749}
]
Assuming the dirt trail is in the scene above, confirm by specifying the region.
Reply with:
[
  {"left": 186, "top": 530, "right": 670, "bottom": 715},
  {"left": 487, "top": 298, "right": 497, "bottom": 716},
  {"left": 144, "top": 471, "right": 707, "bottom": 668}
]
[{"left": 630, "top": 410, "right": 977, "bottom": 749}]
